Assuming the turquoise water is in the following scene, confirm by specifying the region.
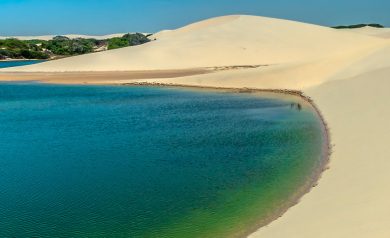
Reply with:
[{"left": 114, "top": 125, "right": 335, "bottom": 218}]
[
  {"left": 0, "top": 60, "right": 45, "bottom": 68},
  {"left": 0, "top": 83, "right": 324, "bottom": 238}
]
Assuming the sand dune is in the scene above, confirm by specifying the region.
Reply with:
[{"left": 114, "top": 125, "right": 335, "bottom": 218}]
[
  {"left": 1, "top": 15, "right": 386, "bottom": 72},
  {"left": 1, "top": 15, "right": 390, "bottom": 238}
]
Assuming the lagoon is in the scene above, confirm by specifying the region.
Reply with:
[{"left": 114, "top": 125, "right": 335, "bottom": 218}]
[
  {"left": 0, "top": 83, "right": 325, "bottom": 237},
  {"left": 0, "top": 60, "right": 45, "bottom": 69}
]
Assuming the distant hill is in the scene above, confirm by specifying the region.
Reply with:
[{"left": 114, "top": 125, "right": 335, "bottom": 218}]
[
  {"left": 0, "top": 33, "right": 151, "bottom": 60},
  {"left": 332, "top": 24, "right": 384, "bottom": 29}
]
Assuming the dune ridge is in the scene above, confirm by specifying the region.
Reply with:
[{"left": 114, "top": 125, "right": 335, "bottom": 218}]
[{"left": 1, "top": 15, "right": 390, "bottom": 238}]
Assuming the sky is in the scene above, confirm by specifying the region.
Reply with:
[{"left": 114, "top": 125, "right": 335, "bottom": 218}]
[{"left": 1, "top": 0, "right": 389, "bottom": 36}]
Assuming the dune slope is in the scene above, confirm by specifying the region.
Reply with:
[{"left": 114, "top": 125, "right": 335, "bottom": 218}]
[{"left": 0, "top": 15, "right": 386, "bottom": 72}]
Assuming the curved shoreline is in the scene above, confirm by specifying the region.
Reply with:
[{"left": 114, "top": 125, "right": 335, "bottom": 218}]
[{"left": 122, "top": 82, "right": 332, "bottom": 238}]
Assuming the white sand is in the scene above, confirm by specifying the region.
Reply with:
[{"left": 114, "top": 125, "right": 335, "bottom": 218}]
[{"left": 1, "top": 15, "right": 390, "bottom": 237}]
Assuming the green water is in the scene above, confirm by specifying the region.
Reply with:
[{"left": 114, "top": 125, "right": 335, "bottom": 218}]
[{"left": 0, "top": 83, "right": 324, "bottom": 237}]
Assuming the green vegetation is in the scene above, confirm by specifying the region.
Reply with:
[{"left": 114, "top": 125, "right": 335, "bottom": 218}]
[
  {"left": 0, "top": 38, "right": 49, "bottom": 60},
  {"left": 43, "top": 36, "right": 96, "bottom": 55},
  {"left": 0, "top": 33, "right": 151, "bottom": 60},
  {"left": 332, "top": 23, "right": 384, "bottom": 29},
  {"left": 107, "top": 33, "right": 151, "bottom": 50}
]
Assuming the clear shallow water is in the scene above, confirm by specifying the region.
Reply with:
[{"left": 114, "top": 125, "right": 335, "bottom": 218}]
[
  {"left": 0, "top": 60, "right": 45, "bottom": 68},
  {"left": 0, "top": 83, "right": 324, "bottom": 238}
]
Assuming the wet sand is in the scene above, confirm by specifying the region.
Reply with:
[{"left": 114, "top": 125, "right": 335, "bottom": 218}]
[{"left": 0, "top": 69, "right": 212, "bottom": 84}]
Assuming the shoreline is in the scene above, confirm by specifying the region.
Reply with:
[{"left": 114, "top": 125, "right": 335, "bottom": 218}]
[
  {"left": 122, "top": 82, "right": 331, "bottom": 238},
  {"left": 0, "top": 69, "right": 214, "bottom": 83},
  {"left": 0, "top": 65, "right": 265, "bottom": 84}
]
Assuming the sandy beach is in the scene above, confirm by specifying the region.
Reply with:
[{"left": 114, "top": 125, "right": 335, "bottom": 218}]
[
  {"left": 0, "top": 69, "right": 212, "bottom": 84},
  {"left": 1, "top": 15, "right": 390, "bottom": 237}
]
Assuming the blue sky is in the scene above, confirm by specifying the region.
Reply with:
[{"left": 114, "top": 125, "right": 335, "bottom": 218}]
[{"left": 1, "top": 0, "right": 389, "bottom": 36}]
